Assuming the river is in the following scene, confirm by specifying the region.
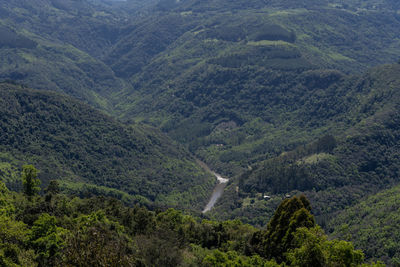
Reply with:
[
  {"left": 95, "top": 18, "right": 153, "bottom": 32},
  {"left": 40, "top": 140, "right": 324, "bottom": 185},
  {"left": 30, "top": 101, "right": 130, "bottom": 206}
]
[{"left": 196, "top": 159, "right": 229, "bottom": 213}]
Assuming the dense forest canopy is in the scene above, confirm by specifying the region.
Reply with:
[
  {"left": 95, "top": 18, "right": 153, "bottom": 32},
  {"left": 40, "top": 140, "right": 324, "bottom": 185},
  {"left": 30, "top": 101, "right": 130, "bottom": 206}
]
[
  {"left": 0, "top": 176, "right": 382, "bottom": 266},
  {"left": 0, "top": 83, "right": 215, "bottom": 211},
  {"left": 1, "top": 0, "right": 400, "bottom": 265}
]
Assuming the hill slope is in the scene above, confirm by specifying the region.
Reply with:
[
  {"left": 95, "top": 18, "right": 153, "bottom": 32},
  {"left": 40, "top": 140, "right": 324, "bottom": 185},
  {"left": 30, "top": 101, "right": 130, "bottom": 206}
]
[
  {"left": 0, "top": 83, "right": 215, "bottom": 210},
  {"left": 206, "top": 63, "right": 400, "bottom": 226},
  {"left": 108, "top": 0, "right": 400, "bottom": 175},
  {"left": 0, "top": 0, "right": 133, "bottom": 111},
  {"left": 1, "top": 0, "right": 400, "bottom": 153},
  {"left": 327, "top": 185, "right": 400, "bottom": 265}
]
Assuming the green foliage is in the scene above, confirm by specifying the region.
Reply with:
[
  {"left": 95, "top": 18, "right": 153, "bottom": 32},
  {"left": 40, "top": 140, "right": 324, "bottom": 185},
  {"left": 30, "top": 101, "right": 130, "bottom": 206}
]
[
  {"left": 108, "top": 0, "right": 400, "bottom": 178},
  {"left": 0, "top": 26, "right": 37, "bottom": 49},
  {"left": 61, "top": 211, "right": 136, "bottom": 266},
  {"left": 2, "top": 0, "right": 400, "bottom": 184},
  {"left": 0, "top": 152, "right": 22, "bottom": 192},
  {"left": 0, "top": 204, "right": 34, "bottom": 266},
  {"left": 262, "top": 196, "right": 315, "bottom": 262},
  {"left": 209, "top": 64, "right": 400, "bottom": 235},
  {"left": 21, "top": 165, "right": 40, "bottom": 197},
  {"left": 0, "top": 84, "right": 214, "bottom": 210},
  {"left": 0, "top": 0, "right": 130, "bottom": 110},
  {"left": 287, "top": 226, "right": 365, "bottom": 267},
  {"left": 328, "top": 184, "right": 400, "bottom": 265},
  {"left": 1, "top": 1, "right": 400, "bottom": 265},
  {"left": 201, "top": 249, "right": 279, "bottom": 267},
  {"left": 0, "top": 182, "right": 14, "bottom": 217},
  {"left": 286, "top": 227, "right": 327, "bottom": 267},
  {"left": 0, "top": 180, "right": 374, "bottom": 267},
  {"left": 29, "top": 214, "right": 67, "bottom": 265},
  {"left": 2, "top": 0, "right": 395, "bottom": 184}
]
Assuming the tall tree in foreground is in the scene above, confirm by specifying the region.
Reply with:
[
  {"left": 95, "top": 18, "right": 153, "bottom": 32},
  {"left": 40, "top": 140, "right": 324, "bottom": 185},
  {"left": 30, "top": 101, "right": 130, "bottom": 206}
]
[
  {"left": 21, "top": 165, "right": 40, "bottom": 198},
  {"left": 247, "top": 195, "right": 378, "bottom": 266},
  {"left": 263, "top": 195, "right": 315, "bottom": 262}
]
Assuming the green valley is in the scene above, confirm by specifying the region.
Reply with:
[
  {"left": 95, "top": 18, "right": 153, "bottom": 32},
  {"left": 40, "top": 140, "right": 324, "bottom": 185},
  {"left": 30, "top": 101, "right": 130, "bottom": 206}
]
[
  {"left": 0, "top": 83, "right": 215, "bottom": 210},
  {"left": 208, "top": 64, "right": 400, "bottom": 224},
  {"left": 1, "top": 0, "right": 400, "bottom": 265},
  {"left": 109, "top": 0, "right": 400, "bottom": 176}
]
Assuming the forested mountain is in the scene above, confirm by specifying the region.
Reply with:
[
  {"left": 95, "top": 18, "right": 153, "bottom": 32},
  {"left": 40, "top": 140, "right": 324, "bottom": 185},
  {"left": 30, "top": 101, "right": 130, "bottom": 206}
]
[
  {"left": 109, "top": 0, "right": 400, "bottom": 176},
  {"left": 0, "top": 0, "right": 132, "bottom": 111},
  {"left": 1, "top": 0, "right": 400, "bottom": 265},
  {"left": 0, "top": 83, "right": 215, "bottom": 210},
  {"left": 328, "top": 184, "right": 400, "bottom": 264},
  {"left": 208, "top": 64, "right": 400, "bottom": 224}
]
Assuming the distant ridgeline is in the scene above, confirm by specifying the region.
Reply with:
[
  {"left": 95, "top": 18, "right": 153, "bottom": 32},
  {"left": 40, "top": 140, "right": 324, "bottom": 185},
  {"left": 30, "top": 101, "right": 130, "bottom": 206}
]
[{"left": 0, "top": 83, "right": 215, "bottom": 211}]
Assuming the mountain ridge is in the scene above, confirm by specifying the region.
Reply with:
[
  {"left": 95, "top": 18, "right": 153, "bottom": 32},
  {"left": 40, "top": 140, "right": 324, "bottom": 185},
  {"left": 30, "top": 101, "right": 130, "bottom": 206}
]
[{"left": 0, "top": 82, "right": 215, "bottom": 210}]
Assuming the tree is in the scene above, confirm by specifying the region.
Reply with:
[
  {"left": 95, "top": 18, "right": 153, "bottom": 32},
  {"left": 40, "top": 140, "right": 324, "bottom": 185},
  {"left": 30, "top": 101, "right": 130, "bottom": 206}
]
[
  {"left": 21, "top": 165, "right": 40, "bottom": 197},
  {"left": 45, "top": 180, "right": 60, "bottom": 202},
  {"left": 202, "top": 249, "right": 279, "bottom": 267},
  {"left": 0, "top": 215, "right": 35, "bottom": 266},
  {"left": 287, "top": 226, "right": 365, "bottom": 267},
  {"left": 0, "top": 182, "right": 14, "bottom": 216},
  {"left": 262, "top": 195, "right": 315, "bottom": 262},
  {"left": 29, "top": 213, "right": 67, "bottom": 266},
  {"left": 61, "top": 211, "right": 137, "bottom": 266},
  {"left": 45, "top": 180, "right": 59, "bottom": 195},
  {"left": 286, "top": 226, "right": 328, "bottom": 267}
]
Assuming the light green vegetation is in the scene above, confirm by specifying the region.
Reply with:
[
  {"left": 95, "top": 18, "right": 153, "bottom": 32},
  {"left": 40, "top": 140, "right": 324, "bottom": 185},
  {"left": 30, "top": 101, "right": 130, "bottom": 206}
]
[
  {"left": 328, "top": 184, "right": 400, "bottom": 265},
  {"left": 0, "top": 179, "right": 380, "bottom": 266}
]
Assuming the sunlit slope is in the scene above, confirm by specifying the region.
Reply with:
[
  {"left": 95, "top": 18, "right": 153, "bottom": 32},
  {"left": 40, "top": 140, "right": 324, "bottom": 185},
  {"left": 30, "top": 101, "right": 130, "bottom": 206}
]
[
  {"left": 208, "top": 64, "right": 400, "bottom": 227},
  {"left": 109, "top": 0, "right": 400, "bottom": 174},
  {"left": 328, "top": 184, "right": 400, "bottom": 265}
]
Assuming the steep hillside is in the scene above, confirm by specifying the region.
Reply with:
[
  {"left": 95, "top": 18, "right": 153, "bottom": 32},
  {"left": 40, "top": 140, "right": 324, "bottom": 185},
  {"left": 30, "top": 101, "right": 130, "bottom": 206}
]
[
  {"left": 0, "top": 0, "right": 123, "bottom": 57},
  {"left": 110, "top": 0, "right": 400, "bottom": 175},
  {"left": 0, "top": 83, "right": 215, "bottom": 210},
  {"left": 2, "top": 0, "right": 400, "bottom": 144},
  {"left": 0, "top": 38, "right": 127, "bottom": 110},
  {"left": 0, "top": 0, "right": 133, "bottom": 110},
  {"left": 1, "top": 0, "right": 400, "bottom": 215},
  {"left": 207, "top": 63, "right": 400, "bottom": 226},
  {"left": 327, "top": 185, "right": 400, "bottom": 265},
  {"left": 1, "top": 0, "right": 400, "bottom": 264}
]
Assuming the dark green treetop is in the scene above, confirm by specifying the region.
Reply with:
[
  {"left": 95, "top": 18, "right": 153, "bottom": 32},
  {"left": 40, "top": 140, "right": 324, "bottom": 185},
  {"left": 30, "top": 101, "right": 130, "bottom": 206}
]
[
  {"left": 22, "top": 165, "right": 41, "bottom": 197},
  {"left": 264, "top": 195, "right": 315, "bottom": 262}
]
